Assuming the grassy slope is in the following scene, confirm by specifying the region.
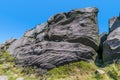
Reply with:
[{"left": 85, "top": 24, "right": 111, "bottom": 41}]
[{"left": 0, "top": 51, "right": 120, "bottom": 80}]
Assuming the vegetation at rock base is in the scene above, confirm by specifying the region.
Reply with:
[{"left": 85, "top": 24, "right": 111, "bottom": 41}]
[
  {"left": 0, "top": 51, "right": 120, "bottom": 80},
  {"left": 47, "top": 61, "right": 120, "bottom": 80},
  {"left": 0, "top": 51, "right": 40, "bottom": 80}
]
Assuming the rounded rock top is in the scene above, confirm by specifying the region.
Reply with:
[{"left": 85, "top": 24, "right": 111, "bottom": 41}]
[{"left": 71, "top": 7, "right": 98, "bottom": 13}]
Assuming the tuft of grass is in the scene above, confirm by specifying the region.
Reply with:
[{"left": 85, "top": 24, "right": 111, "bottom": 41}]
[
  {"left": 0, "top": 51, "right": 15, "bottom": 63},
  {"left": 47, "top": 61, "right": 98, "bottom": 80},
  {"left": 105, "top": 63, "right": 120, "bottom": 80}
]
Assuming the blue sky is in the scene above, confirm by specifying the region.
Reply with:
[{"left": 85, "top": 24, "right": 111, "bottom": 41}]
[{"left": 0, "top": 0, "right": 120, "bottom": 43}]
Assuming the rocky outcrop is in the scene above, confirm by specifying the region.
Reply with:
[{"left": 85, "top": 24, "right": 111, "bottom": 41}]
[
  {"left": 103, "top": 16, "right": 120, "bottom": 64},
  {"left": 109, "top": 17, "right": 120, "bottom": 32},
  {"left": 7, "top": 23, "right": 48, "bottom": 56},
  {"left": 1, "top": 7, "right": 120, "bottom": 70},
  {"left": 0, "top": 38, "right": 16, "bottom": 52},
  {"left": 2, "top": 7, "right": 99, "bottom": 70},
  {"left": 15, "top": 42, "right": 97, "bottom": 70},
  {"left": 47, "top": 8, "right": 99, "bottom": 51}
]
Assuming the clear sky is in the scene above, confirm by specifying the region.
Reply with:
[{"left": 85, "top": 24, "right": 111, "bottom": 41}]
[{"left": 0, "top": 0, "right": 120, "bottom": 43}]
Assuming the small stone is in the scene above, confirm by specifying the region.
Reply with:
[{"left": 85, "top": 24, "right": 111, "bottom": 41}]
[
  {"left": 95, "top": 69, "right": 105, "bottom": 74},
  {"left": 16, "top": 77, "right": 24, "bottom": 80},
  {"left": 0, "top": 75, "right": 8, "bottom": 80},
  {"left": 14, "top": 74, "right": 18, "bottom": 77}
]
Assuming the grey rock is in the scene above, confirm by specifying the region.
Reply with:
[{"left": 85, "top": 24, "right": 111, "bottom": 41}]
[
  {"left": 0, "top": 38, "right": 16, "bottom": 51},
  {"left": 16, "top": 78, "right": 24, "bottom": 80},
  {"left": 24, "top": 23, "right": 48, "bottom": 38},
  {"left": 7, "top": 37, "right": 35, "bottom": 56},
  {"left": 48, "top": 13, "right": 67, "bottom": 25},
  {"left": 103, "top": 25, "right": 120, "bottom": 64},
  {"left": 99, "top": 32, "right": 108, "bottom": 45},
  {"left": 6, "top": 7, "right": 99, "bottom": 70},
  {"left": 73, "top": 7, "right": 98, "bottom": 12},
  {"left": 7, "top": 23, "right": 48, "bottom": 56},
  {"left": 47, "top": 7, "right": 99, "bottom": 51},
  {"left": 95, "top": 69, "right": 105, "bottom": 74},
  {"left": 15, "top": 41, "right": 96, "bottom": 70},
  {"left": 102, "top": 16, "right": 120, "bottom": 64},
  {"left": 109, "top": 16, "right": 120, "bottom": 32}
]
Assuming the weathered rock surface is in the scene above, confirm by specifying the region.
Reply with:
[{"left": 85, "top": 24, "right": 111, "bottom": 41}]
[
  {"left": 103, "top": 16, "right": 120, "bottom": 64},
  {"left": 7, "top": 23, "right": 48, "bottom": 56},
  {"left": 5, "top": 7, "right": 99, "bottom": 70},
  {"left": 47, "top": 7, "right": 99, "bottom": 51},
  {"left": 15, "top": 41, "right": 97, "bottom": 69},
  {"left": 0, "top": 38, "right": 16, "bottom": 52},
  {"left": 109, "top": 17, "right": 120, "bottom": 32}
]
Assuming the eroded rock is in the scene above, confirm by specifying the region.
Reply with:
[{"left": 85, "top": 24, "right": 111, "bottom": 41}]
[
  {"left": 0, "top": 38, "right": 16, "bottom": 51},
  {"left": 109, "top": 16, "right": 120, "bottom": 32},
  {"left": 47, "top": 7, "right": 99, "bottom": 51},
  {"left": 15, "top": 41, "right": 97, "bottom": 70},
  {"left": 103, "top": 16, "right": 120, "bottom": 64},
  {"left": 6, "top": 7, "right": 99, "bottom": 70}
]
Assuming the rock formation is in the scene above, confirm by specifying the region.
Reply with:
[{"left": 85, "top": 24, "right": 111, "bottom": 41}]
[
  {"left": 2, "top": 7, "right": 120, "bottom": 70},
  {"left": 109, "top": 17, "right": 120, "bottom": 32},
  {"left": 0, "top": 38, "right": 16, "bottom": 52},
  {"left": 103, "top": 16, "right": 120, "bottom": 64},
  {"left": 3, "top": 7, "right": 99, "bottom": 70}
]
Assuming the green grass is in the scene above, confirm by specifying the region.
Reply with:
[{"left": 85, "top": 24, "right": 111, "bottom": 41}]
[
  {"left": 47, "top": 61, "right": 97, "bottom": 80},
  {"left": 0, "top": 51, "right": 120, "bottom": 80},
  {"left": 47, "top": 61, "right": 120, "bottom": 80}
]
